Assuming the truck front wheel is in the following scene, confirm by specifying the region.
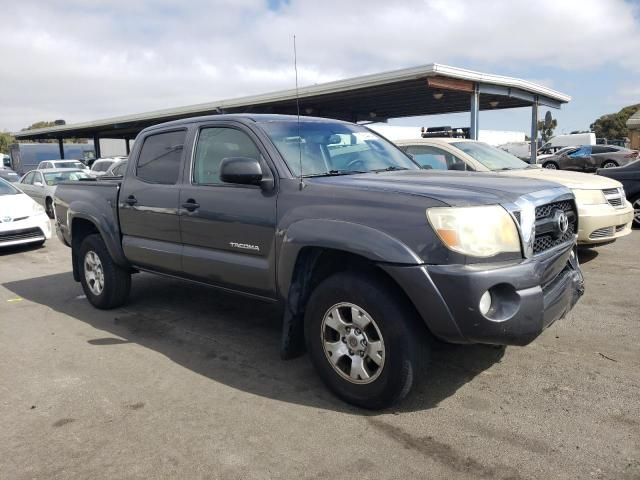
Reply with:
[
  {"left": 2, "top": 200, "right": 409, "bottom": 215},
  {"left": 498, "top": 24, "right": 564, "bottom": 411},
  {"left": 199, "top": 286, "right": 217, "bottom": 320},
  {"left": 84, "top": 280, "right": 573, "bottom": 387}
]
[
  {"left": 79, "top": 234, "right": 131, "bottom": 309},
  {"left": 304, "top": 271, "right": 426, "bottom": 409}
]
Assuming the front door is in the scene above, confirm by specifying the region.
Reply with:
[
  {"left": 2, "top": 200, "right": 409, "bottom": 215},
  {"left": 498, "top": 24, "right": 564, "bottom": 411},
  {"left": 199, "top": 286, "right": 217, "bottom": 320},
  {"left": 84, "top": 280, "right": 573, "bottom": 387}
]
[
  {"left": 179, "top": 124, "right": 278, "bottom": 298},
  {"left": 565, "top": 146, "right": 592, "bottom": 171},
  {"left": 119, "top": 129, "right": 187, "bottom": 274}
]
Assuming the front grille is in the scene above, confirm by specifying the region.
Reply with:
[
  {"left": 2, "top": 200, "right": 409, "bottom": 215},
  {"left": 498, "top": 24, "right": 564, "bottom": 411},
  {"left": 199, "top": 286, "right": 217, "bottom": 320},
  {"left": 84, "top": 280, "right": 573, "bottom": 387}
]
[
  {"left": 589, "top": 226, "right": 614, "bottom": 239},
  {"left": 535, "top": 200, "right": 573, "bottom": 220},
  {"left": 0, "top": 227, "right": 43, "bottom": 243},
  {"left": 532, "top": 200, "right": 577, "bottom": 255},
  {"left": 603, "top": 188, "right": 625, "bottom": 209}
]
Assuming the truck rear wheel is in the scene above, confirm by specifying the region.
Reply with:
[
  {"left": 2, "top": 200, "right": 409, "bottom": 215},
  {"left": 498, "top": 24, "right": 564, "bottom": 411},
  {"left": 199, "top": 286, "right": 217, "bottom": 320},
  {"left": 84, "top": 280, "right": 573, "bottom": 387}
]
[
  {"left": 79, "top": 234, "right": 131, "bottom": 309},
  {"left": 304, "top": 271, "right": 426, "bottom": 409}
]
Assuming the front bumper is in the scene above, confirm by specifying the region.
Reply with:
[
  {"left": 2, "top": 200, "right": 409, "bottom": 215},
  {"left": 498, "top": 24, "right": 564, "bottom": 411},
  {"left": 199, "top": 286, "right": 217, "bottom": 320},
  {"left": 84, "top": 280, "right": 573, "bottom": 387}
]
[
  {"left": 382, "top": 242, "right": 584, "bottom": 346},
  {"left": 0, "top": 214, "right": 51, "bottom": 248},
  {"left": 577, "top": 202, "right": 633, "bottom": 245}
]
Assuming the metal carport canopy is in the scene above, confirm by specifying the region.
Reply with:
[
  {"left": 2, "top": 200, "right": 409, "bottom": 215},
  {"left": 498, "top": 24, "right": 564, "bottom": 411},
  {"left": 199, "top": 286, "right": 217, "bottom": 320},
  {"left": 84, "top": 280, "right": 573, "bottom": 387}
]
[{"left": 13, "top": 63, "right": 570, "bottom": 157}]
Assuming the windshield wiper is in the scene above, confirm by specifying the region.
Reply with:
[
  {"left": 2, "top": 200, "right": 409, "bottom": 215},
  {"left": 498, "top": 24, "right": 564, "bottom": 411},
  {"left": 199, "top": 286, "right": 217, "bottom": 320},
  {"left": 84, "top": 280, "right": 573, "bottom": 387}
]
[
  {"left": 302, "top": 169, "right": 367, "bottom": 178},
  {"left": 371, "top": 166, "right": 410, "bottom": 173}
]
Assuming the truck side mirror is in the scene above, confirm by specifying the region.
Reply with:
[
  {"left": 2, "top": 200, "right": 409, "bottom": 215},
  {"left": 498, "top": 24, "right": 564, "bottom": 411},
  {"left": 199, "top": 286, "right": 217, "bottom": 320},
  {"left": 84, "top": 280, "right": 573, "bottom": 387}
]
[{"left": 220, "top": 157, "right": 263, "bottom": 187}]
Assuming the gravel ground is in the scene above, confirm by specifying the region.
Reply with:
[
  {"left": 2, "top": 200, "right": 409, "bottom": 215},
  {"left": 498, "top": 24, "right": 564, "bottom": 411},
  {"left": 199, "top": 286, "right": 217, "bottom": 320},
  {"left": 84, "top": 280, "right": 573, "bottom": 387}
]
[{"left": 1, "top": 225, "right": 638, "bottom": 479}]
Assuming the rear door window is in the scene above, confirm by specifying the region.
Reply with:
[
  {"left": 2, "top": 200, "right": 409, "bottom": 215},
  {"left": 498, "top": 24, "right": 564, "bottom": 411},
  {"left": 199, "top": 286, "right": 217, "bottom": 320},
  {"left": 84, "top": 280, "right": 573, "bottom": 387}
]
[{"left": 136, "top": 130, "right": 186, "bottom": 184}]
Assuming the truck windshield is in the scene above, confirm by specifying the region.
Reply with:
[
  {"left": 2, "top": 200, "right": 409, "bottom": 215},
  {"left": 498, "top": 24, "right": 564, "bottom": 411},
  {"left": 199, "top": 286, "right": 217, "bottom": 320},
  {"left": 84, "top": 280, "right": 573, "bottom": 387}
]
[
  {"left": 452, "top": 142, "right": 529, "bottom": 171},
  {"left": 44, "top": 170, "right": 91, "bottom": 186},
  {"left": 259, "top": 120, "right": 418, "bottom": 177}
]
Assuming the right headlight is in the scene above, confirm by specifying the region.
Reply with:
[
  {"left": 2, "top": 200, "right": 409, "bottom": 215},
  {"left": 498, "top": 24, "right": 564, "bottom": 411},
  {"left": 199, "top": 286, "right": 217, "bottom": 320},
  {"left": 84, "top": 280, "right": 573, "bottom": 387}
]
[
  {"left": 573, "top": 189, "right": 607, "bottom": 205},
  {"left": 426, "top": 205, "right": 521, "bottom": 258}
]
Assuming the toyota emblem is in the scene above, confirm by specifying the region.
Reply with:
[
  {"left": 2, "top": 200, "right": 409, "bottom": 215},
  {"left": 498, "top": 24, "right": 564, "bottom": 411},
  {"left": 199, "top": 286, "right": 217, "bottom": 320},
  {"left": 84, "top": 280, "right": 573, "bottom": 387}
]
[
  {"left": 1, "top": 216, "right": 11, "bottom": 223},
  {"left": 556, "top": 211, "right": 569, "bottom": 235}
]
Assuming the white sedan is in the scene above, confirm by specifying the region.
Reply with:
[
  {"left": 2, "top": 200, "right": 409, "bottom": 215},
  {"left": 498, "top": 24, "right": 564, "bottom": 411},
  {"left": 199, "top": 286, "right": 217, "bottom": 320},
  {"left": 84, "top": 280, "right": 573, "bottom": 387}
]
[{"left": 0, "top": 178, "right": 52, "bottom": 248}]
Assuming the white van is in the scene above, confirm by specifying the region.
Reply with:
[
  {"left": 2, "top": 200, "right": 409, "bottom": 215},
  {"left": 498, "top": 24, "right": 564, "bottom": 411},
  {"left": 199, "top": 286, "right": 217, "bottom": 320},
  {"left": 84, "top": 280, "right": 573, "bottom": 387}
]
[
  {"left": 498, "top": 141, "right": 531, "bottom": 160},
  {"left": 538, "top": 133, "right": 596, "bottom": 158}
]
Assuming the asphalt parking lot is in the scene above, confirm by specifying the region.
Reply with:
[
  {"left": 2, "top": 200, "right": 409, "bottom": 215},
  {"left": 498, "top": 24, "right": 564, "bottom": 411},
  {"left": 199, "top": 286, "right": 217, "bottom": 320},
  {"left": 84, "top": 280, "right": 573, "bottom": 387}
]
[{"left": 1, "top": 226, "right": 639, "bottom": 480}]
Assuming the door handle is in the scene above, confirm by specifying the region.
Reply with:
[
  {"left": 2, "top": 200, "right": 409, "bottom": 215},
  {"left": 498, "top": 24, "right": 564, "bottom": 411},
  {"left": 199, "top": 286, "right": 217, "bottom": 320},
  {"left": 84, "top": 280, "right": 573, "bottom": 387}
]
[
  {"left": 182, "top": 199, "right": 200, "bottom": 212},
  {"left": 125, "top": 195, "right": 137, "bottom": 206}
]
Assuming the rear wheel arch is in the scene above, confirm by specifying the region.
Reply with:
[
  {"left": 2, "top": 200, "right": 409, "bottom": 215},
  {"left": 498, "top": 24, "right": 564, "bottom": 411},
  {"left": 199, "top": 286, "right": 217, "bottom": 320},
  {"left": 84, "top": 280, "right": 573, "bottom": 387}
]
[{"left": 70, "top": 218, "right": 101, "bottom": 282}]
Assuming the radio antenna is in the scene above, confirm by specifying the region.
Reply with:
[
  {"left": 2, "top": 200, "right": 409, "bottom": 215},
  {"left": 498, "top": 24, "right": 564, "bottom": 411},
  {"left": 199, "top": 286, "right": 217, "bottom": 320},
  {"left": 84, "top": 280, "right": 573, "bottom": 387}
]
[{"left": 293, "top": 34, "right": 304, "bottom": 189}]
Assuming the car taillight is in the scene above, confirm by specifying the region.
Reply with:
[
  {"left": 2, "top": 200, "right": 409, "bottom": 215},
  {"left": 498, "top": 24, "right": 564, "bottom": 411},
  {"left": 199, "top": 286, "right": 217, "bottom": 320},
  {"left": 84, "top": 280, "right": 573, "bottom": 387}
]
[{"left": 624, "top": 151, "right": 638, "bottom": 158}]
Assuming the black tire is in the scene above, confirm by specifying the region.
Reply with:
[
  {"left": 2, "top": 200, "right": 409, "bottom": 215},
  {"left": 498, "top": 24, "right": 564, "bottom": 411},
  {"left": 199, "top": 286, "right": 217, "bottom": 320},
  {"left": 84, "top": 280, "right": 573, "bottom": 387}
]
[
  {"left": 45, "top": 198, "right": 54, "bottom": 219},
  {"left": 602, "top": 160, "right": 618, "bottom": 169},
  {"left": 543, "top": 161, "right": 559, "bottom": 170},
  {"left": 304, "top": 271, "right": 427, "bottom": 409},
  {"left": 78, "top": 234, "right": 131, "bottom": 309}
]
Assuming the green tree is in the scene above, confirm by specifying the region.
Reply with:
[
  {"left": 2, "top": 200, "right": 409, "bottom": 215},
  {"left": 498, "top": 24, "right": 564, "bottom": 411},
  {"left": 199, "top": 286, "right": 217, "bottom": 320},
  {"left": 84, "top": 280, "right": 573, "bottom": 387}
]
[
  {"left": 590, "top": 104, "right": 640, "bottom": 140},
  {"left": 537, "top": 119, "right": 557, "bottom": 142},
  {"left": 0, "top": 132, "right": 15, "bottom": 154}
]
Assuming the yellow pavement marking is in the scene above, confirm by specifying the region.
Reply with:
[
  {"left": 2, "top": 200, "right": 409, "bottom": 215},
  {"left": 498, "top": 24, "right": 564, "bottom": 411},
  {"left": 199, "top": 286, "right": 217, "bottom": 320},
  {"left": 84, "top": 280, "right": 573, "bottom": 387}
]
[{"left": 7, "top": 298, "right": 23, "bottom": 303}]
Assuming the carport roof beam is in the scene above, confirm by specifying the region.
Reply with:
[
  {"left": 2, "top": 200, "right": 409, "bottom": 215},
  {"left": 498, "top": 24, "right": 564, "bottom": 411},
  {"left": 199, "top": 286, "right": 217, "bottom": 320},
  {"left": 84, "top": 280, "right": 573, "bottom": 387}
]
[{"left": 13, "top": 63, "right": 571, "bottom": 141}]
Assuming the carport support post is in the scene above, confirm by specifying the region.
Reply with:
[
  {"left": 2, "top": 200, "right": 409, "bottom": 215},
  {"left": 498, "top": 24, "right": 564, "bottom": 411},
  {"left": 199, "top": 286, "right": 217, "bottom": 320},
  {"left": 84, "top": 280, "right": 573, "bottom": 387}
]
[
  {"left": 470, "top": 85, "right": 479, "bottom": 140},
  {"left": 530, "top": 98, "right": 538, "bottom": 164},
  {"left": 93, "top": 135, "right": 101, "bottom": 159},
  {"left": 58, "top": 138, "right": 64, "bottom": 159}
]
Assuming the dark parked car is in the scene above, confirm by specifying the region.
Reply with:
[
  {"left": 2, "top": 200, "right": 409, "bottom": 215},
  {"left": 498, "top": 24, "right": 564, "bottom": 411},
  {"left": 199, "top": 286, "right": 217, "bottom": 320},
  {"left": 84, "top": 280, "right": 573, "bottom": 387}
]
[
  {"left": 541, "top": 145, "right": 638, "bottom": 171},
  {"left": 54, "top": 114, "right": 584, "bottom": 408},
  {"left": 0, "top": 168, "right": 20, "bottom": 183},
  {"left": 597, "top": 159, "right": 640, "bottom": 227}
]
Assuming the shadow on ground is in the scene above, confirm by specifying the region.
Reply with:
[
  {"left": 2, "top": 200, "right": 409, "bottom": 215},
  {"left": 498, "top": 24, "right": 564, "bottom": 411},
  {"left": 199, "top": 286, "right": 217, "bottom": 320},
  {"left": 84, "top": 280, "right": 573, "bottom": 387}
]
[
  {"left": 577, "top": 248, "right": 599, "bottom": 264},
  {"left": 3, "top": 271, "right": 504, "bottom": 413}
]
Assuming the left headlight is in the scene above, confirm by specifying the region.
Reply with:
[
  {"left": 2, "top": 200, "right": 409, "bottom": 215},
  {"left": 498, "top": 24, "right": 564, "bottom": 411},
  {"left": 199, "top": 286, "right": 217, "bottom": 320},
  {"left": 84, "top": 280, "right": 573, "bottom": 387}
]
[
  {"left": 426, "top": 205, "right": 521, "bottom": 258},
  {"left": 32, "top": 202, "right": 45, "bottom": 214}
]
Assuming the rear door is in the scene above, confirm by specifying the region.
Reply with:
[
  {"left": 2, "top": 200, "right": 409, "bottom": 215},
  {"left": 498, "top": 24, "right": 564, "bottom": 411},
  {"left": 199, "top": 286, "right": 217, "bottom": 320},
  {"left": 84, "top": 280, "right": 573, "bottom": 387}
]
[
  {"left": 179, "top": 122, "right": 278, "bottom": 298},
  {"left": 119, "top": 129, "right": 187, "bottom": 274}
]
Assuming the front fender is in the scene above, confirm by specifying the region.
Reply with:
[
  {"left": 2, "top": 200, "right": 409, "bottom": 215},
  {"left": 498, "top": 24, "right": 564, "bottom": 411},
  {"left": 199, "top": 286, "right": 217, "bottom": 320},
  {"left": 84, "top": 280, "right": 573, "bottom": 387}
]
[{"left": 276, "top": 219, "right": 422, "bottom": 298}]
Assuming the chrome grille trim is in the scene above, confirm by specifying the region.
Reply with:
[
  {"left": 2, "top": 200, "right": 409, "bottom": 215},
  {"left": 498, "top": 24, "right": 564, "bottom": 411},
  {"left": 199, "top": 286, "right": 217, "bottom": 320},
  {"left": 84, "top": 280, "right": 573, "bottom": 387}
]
[
  {"left": 603, "top": 187, "right": 625, "bottom": 209},
  {"left": 505, "top": 187, "right": 578, "bottom": 259},
  {"left": 589, "top": 226, "right": 614, "bottom": 239}
]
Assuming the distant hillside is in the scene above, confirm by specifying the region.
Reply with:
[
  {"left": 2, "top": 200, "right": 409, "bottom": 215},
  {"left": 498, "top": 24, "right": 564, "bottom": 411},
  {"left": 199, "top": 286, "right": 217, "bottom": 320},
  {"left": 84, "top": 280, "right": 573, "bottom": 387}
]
[{"left": 590, "top": 104, "right": 640, "bottom": 140}]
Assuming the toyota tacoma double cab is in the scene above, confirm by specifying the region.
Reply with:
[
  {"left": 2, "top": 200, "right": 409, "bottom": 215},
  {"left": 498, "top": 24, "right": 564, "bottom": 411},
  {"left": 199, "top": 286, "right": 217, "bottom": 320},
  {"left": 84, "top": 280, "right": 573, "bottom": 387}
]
[{"left": 54, "top": 114, "right": 584, "bottom": 409}]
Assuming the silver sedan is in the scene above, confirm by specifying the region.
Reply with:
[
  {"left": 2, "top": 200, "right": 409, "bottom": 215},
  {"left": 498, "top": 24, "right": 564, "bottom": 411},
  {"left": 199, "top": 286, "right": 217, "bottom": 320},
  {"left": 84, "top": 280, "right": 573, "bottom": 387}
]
[{"left": 18, "top": 168, "right": 91, "bottom": 218}]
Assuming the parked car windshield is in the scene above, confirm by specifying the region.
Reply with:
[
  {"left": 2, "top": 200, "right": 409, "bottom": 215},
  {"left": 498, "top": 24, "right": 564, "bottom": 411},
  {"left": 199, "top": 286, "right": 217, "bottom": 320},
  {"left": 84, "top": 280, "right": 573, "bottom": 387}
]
[
  {"left": 0, "top": 177, "right": 20, "bottom": 195},
  {"left": 43, "top": 170, "right": 91, "bottom": 185},
  {"left": 259, "top": 120, "right": 418, "bottom": 177},
  {"left": 56, "top": 161, "right": 86, "bottom": 169},
  {"left": 452, "top": 141, "right": 530, "bottom": 171}
]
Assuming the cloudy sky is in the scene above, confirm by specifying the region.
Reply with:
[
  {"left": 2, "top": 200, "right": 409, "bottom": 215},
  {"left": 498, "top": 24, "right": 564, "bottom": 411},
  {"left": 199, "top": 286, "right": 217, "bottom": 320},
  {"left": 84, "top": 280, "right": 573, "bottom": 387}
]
[{"left": 1, "top": 0, "right": 639, "bottom": 135}]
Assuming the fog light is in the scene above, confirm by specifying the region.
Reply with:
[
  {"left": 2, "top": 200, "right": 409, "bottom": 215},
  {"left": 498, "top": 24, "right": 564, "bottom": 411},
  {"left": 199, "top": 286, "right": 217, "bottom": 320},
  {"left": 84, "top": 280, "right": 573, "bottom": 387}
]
[{"left": 479, "top": 290, "right": 492, "bottom": 316}]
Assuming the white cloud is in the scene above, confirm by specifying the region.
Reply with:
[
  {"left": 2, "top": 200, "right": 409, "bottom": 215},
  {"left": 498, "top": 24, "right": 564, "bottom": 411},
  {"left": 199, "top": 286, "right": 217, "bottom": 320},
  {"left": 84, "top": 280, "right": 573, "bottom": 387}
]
[{"left": 1, "top": 0, "right": 640, "bottom": 131}]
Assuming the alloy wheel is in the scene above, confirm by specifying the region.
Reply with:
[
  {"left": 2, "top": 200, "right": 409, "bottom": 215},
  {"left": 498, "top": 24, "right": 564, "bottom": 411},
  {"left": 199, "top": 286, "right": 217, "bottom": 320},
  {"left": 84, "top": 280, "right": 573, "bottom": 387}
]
[
  {"left": 84, "top": 250, "right": 105, "bottom": 296},
  {"left": 321, "top": 302, "right": 385, "bottom": 384}
]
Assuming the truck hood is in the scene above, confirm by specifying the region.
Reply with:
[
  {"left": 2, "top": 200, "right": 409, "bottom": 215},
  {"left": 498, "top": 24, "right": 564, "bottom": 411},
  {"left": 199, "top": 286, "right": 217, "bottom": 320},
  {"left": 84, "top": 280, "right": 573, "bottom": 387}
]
[
  {"left": 306, "top": 170, "right": 562, "bottom": 206},
  {"left": 500, "top": 168, "right": 622, "bottom": 190}
]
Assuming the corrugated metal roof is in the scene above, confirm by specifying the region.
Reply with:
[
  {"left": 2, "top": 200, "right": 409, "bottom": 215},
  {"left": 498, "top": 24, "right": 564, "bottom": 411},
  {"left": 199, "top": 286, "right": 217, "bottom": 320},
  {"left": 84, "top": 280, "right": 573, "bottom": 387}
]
[
  {"left": 14, "top": 63, "right": 571, "bottom": 139},
  {"left": 627, "top": 110, "right": 640, "bottom": 128}
]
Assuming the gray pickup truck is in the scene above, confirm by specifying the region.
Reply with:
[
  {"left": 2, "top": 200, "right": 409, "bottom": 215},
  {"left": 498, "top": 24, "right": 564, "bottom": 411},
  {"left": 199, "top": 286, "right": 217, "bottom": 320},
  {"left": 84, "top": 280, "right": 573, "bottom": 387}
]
[{"left": 54, "top": 114, "right": 584, "bottom": 408}]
